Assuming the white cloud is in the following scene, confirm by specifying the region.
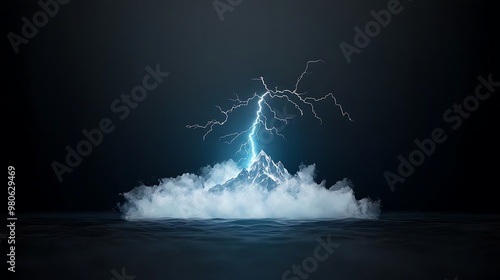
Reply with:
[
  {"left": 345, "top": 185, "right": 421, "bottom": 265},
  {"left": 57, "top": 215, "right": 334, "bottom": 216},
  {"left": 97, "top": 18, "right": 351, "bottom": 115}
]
[{"left": 120, "top": 160, "right": 380, "bottom": 219}]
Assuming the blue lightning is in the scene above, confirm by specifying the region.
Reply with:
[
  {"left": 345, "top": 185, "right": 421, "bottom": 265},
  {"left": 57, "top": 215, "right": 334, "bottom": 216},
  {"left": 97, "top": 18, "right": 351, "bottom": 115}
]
[
  {"left": 186, "top": 60, "right": 353, "bottom": 167},
  {"left": 248, "top": 92, "right": 269, "bottom": 163}
]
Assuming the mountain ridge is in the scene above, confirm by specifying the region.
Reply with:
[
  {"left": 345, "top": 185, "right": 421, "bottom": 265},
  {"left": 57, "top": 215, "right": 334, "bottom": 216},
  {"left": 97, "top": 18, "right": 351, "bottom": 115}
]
[{"left": 209, "top": 150, "right": 290, "bottom": 192}]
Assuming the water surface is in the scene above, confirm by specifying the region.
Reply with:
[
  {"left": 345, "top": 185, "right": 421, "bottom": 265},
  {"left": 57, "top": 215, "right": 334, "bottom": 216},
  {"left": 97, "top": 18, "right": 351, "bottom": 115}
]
[{"left": 10, "top": 212, "right": 500, "bottom": 279}]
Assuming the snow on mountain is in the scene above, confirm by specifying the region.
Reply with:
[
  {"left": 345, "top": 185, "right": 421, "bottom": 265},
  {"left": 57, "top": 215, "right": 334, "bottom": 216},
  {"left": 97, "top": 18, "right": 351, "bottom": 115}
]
[{"left": 209, "top": 150, "right": 291, "bottom": 192}]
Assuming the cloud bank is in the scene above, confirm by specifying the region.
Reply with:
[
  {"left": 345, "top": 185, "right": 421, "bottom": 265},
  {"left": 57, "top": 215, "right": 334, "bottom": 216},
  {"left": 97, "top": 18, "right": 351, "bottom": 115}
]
[{"left": 120, "top": 160, "right": 380, "bottom": 219}]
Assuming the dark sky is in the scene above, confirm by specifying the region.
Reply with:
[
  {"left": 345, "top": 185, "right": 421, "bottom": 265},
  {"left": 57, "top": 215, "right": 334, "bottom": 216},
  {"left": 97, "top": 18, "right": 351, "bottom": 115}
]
[{"left": 4, "top": 0, "right": 499, "bottom": 213}]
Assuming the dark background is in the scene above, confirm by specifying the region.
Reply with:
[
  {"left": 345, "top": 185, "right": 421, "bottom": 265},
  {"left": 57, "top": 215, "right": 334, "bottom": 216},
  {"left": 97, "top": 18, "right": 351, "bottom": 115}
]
[{"left": 3, "top": 0, "right": 499, "bottom": 213}]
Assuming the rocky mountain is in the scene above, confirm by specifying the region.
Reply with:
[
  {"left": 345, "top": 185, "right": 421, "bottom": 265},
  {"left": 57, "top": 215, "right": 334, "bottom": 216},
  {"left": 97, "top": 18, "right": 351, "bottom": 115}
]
[{"left": 209, "top": 150, "right": 290, "bottom": 192}]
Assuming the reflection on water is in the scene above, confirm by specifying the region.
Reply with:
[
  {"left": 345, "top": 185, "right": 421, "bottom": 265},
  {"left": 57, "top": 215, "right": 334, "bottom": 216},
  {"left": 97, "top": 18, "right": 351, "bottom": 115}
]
[{"left": 10, "top": 212, "right": 500, "bottom": 280}]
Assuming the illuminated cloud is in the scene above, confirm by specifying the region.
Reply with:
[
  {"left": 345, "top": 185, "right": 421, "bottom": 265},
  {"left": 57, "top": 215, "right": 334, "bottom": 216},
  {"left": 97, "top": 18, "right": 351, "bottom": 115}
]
[{"left": 120, "top": 151, "right": 380, "bottom": 219}]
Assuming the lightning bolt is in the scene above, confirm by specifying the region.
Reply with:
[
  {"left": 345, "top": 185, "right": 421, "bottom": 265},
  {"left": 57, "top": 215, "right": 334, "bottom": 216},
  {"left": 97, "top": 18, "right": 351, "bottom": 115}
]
[
  {"left": 186, "top": 60, "right": 353, "bottom": 167},
  {"left": 248, "top": 92, "right": 268, "bottom": 161}
]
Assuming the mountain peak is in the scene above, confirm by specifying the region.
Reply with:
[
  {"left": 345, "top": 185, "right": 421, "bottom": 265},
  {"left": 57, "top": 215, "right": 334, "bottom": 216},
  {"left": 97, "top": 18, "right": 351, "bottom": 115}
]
[
  {"left": 209, "top": 150, "right": 290, "bottom": 193},
  {"left": 255, "top": 150, "right": 269, "bottom": 160},
  {"left": 247, "top": 150, "right": 282, "bottom": 175}
]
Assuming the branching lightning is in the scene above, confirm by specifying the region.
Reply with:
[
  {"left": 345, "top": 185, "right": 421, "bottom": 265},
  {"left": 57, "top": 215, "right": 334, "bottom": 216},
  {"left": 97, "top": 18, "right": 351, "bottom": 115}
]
[{"left": 186, "top": 60, "right": 353, "bottom": 167}]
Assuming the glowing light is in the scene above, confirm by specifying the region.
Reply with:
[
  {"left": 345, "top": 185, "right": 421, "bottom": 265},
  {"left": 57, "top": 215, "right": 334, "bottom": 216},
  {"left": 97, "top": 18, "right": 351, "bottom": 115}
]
[
  {"left": 186, "top": 60, "right": 353, "bottom": 166},
  {"left": 248, "top": 92, "right": 268, "bottom": 164}
]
